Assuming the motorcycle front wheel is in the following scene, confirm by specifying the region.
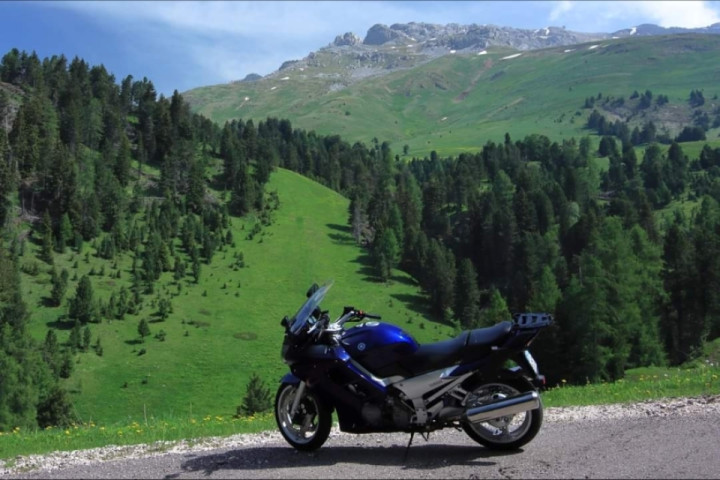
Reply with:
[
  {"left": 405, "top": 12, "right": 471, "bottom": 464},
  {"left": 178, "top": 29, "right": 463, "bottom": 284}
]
[
  {"left": 461, "top": 378, "right": 543, "bottom": 450},
  {"left": 275, "top": 382, "right": 332, "bottom": 451}
]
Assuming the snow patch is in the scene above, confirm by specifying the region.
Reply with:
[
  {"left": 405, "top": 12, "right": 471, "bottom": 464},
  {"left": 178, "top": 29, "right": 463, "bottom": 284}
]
[
  {"left": 450, "top": 50, "right": 456, "bottom": 54},
  {"left": 630, "top": 27, "right": 637, "bottom": 35},
  {"left": 243, "top": 97, "right": 249, "bottom": 101},
  {"left": 441, "top": 117, "right": 448, "bottom": 121},
  {"left": 502, "top": 53, "right": 522, "bottom": 60},
  {"left": 564, "top": 49, "right": 575, "bottom": 53},
  {"left": 270, "top": 86, "right": 277, "bottom": 91},
  {"left": 588, "top": 44, "right": 600, "bottom": 50},
  {"left": 477, "top": 50, "right": 487, "bottom": 55},
  {"left": 280, "top": 76, "right": 290, "bottom": 81}
]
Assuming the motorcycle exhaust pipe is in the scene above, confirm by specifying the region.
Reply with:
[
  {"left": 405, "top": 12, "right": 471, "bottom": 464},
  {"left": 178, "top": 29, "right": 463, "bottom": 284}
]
[{"left": 465, "top": 391, "right": 540, "bottom": 424}]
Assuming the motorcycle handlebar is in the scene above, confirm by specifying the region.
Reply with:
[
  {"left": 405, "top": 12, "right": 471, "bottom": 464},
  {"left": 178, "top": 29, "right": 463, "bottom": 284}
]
[{"left": 356, "top": 310, "right": 381, "bottom": 320}]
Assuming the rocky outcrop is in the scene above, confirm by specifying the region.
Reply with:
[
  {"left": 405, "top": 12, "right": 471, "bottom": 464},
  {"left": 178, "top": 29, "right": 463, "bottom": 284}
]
[{"left": 333, "top": 32, "right": 362, "bottom": 47}]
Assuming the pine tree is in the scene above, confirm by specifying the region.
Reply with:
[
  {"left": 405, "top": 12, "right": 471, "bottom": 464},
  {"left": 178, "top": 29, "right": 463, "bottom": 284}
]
[
  {"left": 0, "top": 130, "right": 15, "bottom": 227},
  {"left": 455, "top": 258, "right": 482, "bottom": 329},
  {"left": 528, "top": 266, "right": 561, "bottom": 314},
  {"left": 479, "top": 287, "right": 511, "bottom": 327},
  {"left": 372, "top": 227, "right": 400, "bottom": 282},
  {"left": 82, "top": 326, "right": 91, "bottom": 352},
  {"left": 68, "top": 321, "right": 82, "bottom": 351},
  {"left": 138, "top": 318, "right": 150, "bottom": 342},
  {"left": 237, "top": 372, "right": 271, "bottom": 417},
  {"left": 50, "top": 268, "right": 69, "bottom": 307},
  {"left": 39, "top": 210, "right": 54, "bottom": 265},
  {"left": 68, "top": 275, "right": 95, "bottom": 324}
]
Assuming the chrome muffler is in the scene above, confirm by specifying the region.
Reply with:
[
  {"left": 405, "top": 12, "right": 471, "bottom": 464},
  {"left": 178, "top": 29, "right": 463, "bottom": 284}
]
[{"left": 464, "top": 391, "right": 540, "bottom": 423}]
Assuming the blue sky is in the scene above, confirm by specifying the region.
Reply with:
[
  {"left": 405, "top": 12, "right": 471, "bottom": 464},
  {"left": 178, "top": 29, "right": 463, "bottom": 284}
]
[{"left": 2, "top": 1, "right": 719, "bottom": 96}]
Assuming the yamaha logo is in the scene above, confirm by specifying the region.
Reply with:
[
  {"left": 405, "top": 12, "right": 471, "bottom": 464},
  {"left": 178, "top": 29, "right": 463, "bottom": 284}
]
[{"left": 357, "top": 343, "right": 366, "bottom": 351}]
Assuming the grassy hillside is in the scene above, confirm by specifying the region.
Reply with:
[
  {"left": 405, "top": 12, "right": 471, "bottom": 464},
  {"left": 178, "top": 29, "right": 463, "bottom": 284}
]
[
  {"left": 19, "top": 168, "right": 454, "bottom": 425},
  {"left": 183, "top": 35, "right": 720, "bottom": 158}
]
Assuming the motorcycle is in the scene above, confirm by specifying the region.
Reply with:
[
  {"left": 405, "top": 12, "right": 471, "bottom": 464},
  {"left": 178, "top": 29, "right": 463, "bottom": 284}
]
[{"left": 275, "top": 281, "right": 552, "bottom": 452}]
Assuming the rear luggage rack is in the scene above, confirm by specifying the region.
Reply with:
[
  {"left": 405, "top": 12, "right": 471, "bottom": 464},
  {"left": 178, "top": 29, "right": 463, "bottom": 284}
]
[{"left": 513, "top": 313, "right": 553, "bottom": 329}]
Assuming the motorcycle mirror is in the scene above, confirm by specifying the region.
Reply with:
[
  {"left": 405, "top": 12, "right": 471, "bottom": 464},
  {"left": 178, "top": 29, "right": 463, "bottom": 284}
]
[{"left": 306, "top": 283, "right": 319, "bottom": 298}]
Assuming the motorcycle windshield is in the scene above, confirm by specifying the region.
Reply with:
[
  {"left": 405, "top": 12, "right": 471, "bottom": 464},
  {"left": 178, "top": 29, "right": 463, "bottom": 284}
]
[{"left": 289, "top": 281, "right": 333, "bottom": 335}]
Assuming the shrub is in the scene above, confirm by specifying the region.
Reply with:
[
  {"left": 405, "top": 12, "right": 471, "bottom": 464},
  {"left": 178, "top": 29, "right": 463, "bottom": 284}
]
[{"left": 237, "top": 372, "right": 271, "bottom": 417}]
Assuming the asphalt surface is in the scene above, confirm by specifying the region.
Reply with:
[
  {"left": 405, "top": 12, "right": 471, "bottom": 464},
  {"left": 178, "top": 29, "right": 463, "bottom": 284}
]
[{"left": 7, "top": 410, "right": 720, "bottom": 479}]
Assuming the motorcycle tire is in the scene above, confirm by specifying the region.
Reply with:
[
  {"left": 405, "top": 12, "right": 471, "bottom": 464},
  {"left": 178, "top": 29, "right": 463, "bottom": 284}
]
[
  {"left": 461, "top": 377, "right": 543, "bottom": 450},
  {"left": 275, "top": 382, "right": 332, "bottom": 451}
]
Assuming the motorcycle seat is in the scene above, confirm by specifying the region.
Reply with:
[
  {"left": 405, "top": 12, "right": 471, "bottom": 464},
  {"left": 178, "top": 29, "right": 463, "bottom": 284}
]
[
  {"left": 406, "top": 331, "right": 471, "bottom": 374},
  {"left": 466, "top": 321, "right": 513, "bottom": 347}
]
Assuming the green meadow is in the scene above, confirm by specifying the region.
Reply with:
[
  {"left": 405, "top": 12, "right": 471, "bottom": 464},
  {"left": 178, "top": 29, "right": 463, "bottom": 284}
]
[{"left": 18, "top": 167, "right": 455, "bottom": 427}]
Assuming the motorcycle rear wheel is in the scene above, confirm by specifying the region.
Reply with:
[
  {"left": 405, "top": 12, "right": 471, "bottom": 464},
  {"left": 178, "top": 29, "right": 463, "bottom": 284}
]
[
  {"left": 275, "top": 382, "right": 332, "bottom": 451},
  {"left": 461, "top": 378, "right": 543, "bottom": 450}
]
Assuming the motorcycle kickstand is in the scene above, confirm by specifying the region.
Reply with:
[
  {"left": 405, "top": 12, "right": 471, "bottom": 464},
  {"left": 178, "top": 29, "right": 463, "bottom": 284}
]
[{"left": 403, "top": 432, "right": 430, "bottom": 463}]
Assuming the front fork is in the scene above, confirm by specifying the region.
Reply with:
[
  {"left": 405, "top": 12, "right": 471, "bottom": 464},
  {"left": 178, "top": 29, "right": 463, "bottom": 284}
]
[{"left": 290, "top": 381, "right": 307, "bottom": 417}]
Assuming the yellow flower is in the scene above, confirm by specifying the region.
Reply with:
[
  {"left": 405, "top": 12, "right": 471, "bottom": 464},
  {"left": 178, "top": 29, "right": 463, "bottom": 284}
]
[
  {"left": 190, "top": 418, "right": 196, "bottom": 424},
  {"left": 99, "top": 427, "right": 105, "bottom": 431},
  {"left": 65, "top": 430, "right": 70, "bottom": 435}
]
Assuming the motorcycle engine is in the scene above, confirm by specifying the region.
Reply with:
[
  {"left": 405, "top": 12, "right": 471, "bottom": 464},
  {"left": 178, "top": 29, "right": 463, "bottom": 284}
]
[{"left": 360, "top": 397, "right": 413, "bottom": 429}]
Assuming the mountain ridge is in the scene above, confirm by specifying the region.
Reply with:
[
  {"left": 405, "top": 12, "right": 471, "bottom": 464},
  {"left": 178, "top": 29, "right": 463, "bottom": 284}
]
[{"left": 232, "top": 21, "right": 720, "bottom": 83}]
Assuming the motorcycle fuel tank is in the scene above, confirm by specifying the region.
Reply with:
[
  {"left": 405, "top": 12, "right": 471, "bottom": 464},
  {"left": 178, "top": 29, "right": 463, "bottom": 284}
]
[{"left": 340, "top": 322, "right": 419, "bottom": 377}]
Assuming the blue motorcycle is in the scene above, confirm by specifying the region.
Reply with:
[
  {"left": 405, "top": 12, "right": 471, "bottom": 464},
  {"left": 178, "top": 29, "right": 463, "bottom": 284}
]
[{"left": 275, "top": 281, "right": 552, "bottom": 451}]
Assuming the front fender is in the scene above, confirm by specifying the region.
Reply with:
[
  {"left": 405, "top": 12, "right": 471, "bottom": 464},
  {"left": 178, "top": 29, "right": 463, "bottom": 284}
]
[{"left": 280, "top": 372, "right": 301, "bottom": 385}]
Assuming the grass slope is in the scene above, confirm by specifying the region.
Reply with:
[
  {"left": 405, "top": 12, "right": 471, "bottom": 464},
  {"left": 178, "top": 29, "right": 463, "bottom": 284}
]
[
  {"left": 19, "top": 168, "right": 454, "bottom": 425},
  {"left": 184, "top": 35, "right": 720, "bottom": 158}
]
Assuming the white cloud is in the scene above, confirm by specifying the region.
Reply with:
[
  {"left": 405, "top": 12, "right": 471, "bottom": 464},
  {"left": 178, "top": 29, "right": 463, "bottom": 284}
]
[
  {"left": 630, "top": 1, "right": 720, "bottom": 28},
  {"left": 549, "top": 1, "right": 574, "bottom": 22},
  {"left": 547, "top": 1, "right": 720, "bottom": 30}
]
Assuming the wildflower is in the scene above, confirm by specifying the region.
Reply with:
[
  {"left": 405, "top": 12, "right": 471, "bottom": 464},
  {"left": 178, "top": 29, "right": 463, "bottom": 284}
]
[{"left": 65, "top": 430, "right": 70, "bottom": 435}]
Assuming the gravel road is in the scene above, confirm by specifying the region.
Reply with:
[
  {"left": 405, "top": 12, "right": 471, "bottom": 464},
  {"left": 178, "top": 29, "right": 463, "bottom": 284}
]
[{"left": 3, "top": 395, "right": 720, "bottom": 479}]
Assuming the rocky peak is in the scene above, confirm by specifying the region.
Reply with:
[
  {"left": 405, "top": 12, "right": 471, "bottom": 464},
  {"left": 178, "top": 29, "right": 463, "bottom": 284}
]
[{"left": 333, "top": 32, "right": 362, "bottom": 47}]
